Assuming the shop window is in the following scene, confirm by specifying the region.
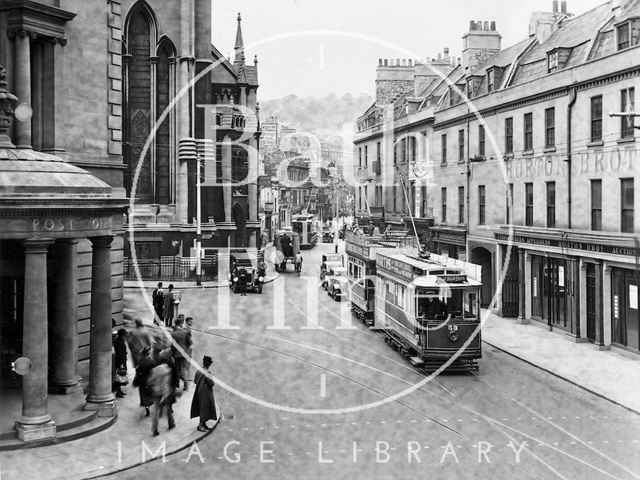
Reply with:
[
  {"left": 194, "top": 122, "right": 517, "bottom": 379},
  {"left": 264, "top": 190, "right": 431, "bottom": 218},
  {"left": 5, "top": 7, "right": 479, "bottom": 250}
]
[
  {"left": 358, "top": 147, "right": 362, "bottom": 167},
  {"left": 591, "top": 180, "right": 602, "bottom": 231},
  {"left": 525, "top": 183, "right": 534, "bottom": 226},
  {"left": 590, "top": 96, "right": 603, "bottom": 142},
  {"left": 621, "top": 178, "right": 634, "bottom": 233},
  {"left": 505, "top": 117, "right": 513, "bottom": 154}
]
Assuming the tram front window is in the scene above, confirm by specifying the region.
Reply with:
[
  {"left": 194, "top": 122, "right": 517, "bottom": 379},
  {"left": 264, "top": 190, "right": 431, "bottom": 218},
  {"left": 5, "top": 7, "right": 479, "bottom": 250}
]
[{"left": 416, "top": 288, "right": 478, "bottom": 320}]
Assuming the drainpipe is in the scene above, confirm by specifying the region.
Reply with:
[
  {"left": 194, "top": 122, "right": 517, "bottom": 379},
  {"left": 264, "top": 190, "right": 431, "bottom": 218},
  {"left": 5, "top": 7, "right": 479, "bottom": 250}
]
[
  {"left": 465, "top": 113, "right": 471, "bottom": 261},
  {"left": 566, "top": 86, "right": 577, "bottom": 229}
]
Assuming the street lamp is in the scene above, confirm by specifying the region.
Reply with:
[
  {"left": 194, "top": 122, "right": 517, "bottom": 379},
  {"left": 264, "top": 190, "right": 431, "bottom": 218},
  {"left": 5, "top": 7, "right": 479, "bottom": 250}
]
[{"left": 195, "top": 154, "right": 202, "bottom": 286}]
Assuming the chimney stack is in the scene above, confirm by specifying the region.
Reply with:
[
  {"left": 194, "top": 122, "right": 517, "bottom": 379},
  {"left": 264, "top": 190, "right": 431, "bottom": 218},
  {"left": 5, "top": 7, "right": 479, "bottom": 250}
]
[{"left": 462, "top": 20, "right": 501, "bottom": 71}]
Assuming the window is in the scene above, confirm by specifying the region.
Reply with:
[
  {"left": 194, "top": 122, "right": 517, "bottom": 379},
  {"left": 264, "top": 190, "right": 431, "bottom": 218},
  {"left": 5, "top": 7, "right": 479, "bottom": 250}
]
[
  {"left": 621, "top": 178, "right": 634, "bottom": 233},
  {"left": 525, "top": 183, "right": 534, "bottom": 226},
  {"left": 617, "top": 23, "right": 630, "bottom": 50},
  {"left": 458, "top": 129, "right": 465, "bottom": 162},
  {"left": 621, "top": 87, "right": 635, "bottom": 138},
  {"left": 358, "top": 147, "right": 362, "bottom": 167},
  {"left": 547, "top": 51, "right": 558, "bottom": 73},
  {"left": 545, "top": 107, "right": 555, "bottom": 148},
  {"left": 458, "top": 186, "right": 465, "bottom": 224},
  {"left": 590, "top": 96, "right": 603, "bottom": 142},
  {"left": 487, "top": 69, "right": 494, "bottom": 93},
  {"left": 377, "top": 141, "right": 381, "bottom": 162},
  {"left": 524, "top": 113, "right": 533, "bottom": 151},
  {"left": 393, "top": 143, "right": 397, "bottom": 164},
  {"left": 441, "top": 187, "right": 447, "bottom": 222},
  {"left": 505, "top": 117, "right": 513, "bottom": 154},
  {"left": 358, "top": 187, "right": 362, "bottom": 210},
  {"left": 441, "top": 134, "right": 447, "bottom": 164},
  {"left": 364, "top": 145, "right": 368, "bottom": 166},
  {"left": 546, "top": 181, "right": 556, "bottom": 228},
  {"left": 506, "top": 183, "right": 514, "bottom": 224},
  {"left": 478, "top": 125, "right": 486, "bottom": 157},
  {"left": 591, "top": 179, "right": 602, "bottom": 231},
  {"left": 478, "top": 185, "right": 486, "bottom": 225}
]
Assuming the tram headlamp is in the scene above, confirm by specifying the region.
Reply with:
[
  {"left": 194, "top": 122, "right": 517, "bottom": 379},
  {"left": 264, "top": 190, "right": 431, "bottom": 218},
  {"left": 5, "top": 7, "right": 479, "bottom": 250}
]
[
  {"left": 234, "top": 277, "right": 238, "bottom": 282},
  {"left": 448, "top": 331, "right": 459, "bottom": 342},
  {"left": 258, "top": 276, "right": 264, "bottom": 282}
]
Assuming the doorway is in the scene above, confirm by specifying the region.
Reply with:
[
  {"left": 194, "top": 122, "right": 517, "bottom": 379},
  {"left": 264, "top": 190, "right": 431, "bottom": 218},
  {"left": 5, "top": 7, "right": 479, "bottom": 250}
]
[{"left": 586, "top": 263, "right": 596, "bottom": 342}]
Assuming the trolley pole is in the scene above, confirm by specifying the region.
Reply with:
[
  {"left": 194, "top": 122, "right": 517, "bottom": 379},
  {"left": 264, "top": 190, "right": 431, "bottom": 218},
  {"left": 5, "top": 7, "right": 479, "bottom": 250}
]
[{"left": 196, "top": 154, "right": 202, "bottom": 286}]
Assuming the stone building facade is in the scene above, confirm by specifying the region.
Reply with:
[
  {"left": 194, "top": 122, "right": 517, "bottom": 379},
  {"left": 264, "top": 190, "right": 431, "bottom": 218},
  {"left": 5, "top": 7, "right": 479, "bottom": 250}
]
[{"left": 354, "top": 0, "right": 640, "bottom": 354}]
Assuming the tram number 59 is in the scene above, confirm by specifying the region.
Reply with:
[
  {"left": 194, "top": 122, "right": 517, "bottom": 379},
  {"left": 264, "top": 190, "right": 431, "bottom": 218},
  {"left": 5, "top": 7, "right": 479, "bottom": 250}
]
[{"left": 447, "top": 325, "right": 458, "bottom": 332}]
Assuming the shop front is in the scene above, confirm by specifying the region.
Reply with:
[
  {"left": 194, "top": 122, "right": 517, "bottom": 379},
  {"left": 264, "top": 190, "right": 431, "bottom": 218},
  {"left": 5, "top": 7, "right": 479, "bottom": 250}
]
[
  {"left": 428, "top": 226, "right": 467, "bottom": 260},
  {"left": 494, "top": 228, "right": 640, "bottom": 353}
]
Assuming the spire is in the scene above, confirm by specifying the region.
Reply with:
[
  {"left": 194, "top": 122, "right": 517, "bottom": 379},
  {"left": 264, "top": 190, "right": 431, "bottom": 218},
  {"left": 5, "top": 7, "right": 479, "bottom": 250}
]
[{"left": 234, "top": 12, "right": 245, "bottom": 64}]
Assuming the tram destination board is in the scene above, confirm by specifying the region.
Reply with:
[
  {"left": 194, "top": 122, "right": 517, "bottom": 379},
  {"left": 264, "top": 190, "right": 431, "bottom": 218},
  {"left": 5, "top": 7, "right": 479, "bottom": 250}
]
[{"left": 376, "top": 255, "right": 414, "bottom": 282}]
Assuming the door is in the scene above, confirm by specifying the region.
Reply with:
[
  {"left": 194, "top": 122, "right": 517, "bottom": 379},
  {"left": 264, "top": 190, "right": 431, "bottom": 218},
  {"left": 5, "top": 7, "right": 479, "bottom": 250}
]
[
  {"left": 544, "top": 257, "right": 567, "bottom": 329},
  {"left": 501, "top": 246, "right": 519, "bottom": 317},
  {"left": 586, "top": 264, "right": 596, "bottom": 342}
]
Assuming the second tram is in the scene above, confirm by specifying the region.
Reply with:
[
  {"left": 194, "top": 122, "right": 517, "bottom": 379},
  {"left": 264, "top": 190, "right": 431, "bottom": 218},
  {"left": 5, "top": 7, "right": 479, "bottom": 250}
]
[{"left": 375, "top": 250, "right": 483, "bottom": 371}]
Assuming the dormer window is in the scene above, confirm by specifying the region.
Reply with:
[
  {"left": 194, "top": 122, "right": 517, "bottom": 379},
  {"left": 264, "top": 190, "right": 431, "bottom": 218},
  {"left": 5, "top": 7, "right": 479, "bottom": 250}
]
[
  {"left": 487, "top": 69, "right": 494, "bottom": 93},
  {"left": 547, "top": 51, "right": 558, "bottom": 73},
  {"left": 618, "top": 23, "right": 630, "bottom": 50},
  {"left": 466, "top": 78, "right": 474, "bottom": 98},
  {"left": 616, "top": 19, "right": 640, "bottom": 51}
]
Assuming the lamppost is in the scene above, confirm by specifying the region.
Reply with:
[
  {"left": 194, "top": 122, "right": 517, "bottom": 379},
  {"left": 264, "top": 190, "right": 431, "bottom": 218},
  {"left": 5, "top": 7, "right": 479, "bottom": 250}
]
[{"left": 195, "top": 153, "right": 202, "bottom": 286}]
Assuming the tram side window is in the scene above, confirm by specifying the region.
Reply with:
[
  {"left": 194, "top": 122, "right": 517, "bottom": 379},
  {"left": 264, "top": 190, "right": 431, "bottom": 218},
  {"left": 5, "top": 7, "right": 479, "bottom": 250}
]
[{"left": 464, "top": 291, "right": 478, "bottom": 318}]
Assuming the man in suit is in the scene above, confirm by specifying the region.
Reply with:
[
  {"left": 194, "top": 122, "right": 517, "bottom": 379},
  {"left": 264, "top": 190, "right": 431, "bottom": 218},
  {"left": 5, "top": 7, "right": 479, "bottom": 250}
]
[{"left": 171, "top": 317, "right": 193, "bottom": 391}]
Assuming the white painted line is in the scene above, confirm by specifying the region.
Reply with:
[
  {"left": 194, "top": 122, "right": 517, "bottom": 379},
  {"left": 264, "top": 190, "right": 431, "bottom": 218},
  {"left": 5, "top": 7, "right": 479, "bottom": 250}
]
[{"left": 320, "top": 373, "right": 326, "bottom": 398}]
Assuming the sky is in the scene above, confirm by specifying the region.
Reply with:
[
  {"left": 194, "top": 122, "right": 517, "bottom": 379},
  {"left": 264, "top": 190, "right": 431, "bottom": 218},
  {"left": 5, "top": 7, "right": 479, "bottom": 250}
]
[{"left": 211, "top": 0, "right": 606, "bottom": 101}]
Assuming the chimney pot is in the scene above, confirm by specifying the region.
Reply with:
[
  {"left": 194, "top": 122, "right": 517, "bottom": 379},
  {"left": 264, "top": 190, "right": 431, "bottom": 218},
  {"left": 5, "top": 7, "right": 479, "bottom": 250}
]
[
  {"left": 490, "top": 21, "right": 496, "bottom": 30},
  {"left": 396, "top": 58, "right": 400, "bottom": 66},
  {"left": 378, "top": 58, "right": 382, "bottom": 66},
  {"left": 384, "top": 59, "right": 388, "bottom": 66},
  {"left": 438, "top": 53, "right": 442, "bottom": 60},
  {"left": 552, "top": 0, "right": 558, "bottom": 13},
  {"left": 561, "top": 1, "right": 567, "bottom": 13},
  {"left": 484, "top": 21, "right": 489, "bottom": 30},
  {"left": 469, "top": 20, "right": 475, "bottom": 30}
]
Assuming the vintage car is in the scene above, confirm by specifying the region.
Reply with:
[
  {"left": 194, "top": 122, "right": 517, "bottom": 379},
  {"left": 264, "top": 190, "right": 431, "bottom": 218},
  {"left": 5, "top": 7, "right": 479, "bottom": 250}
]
[
  {"left": 320, "top": 253, "right": 344, "bottom": 288},
  {"left": 229, "top": 252, "right": 266, "bottom": 294},
  {"left": 325, "top": 266, "right": 349, "bottom": 300}
]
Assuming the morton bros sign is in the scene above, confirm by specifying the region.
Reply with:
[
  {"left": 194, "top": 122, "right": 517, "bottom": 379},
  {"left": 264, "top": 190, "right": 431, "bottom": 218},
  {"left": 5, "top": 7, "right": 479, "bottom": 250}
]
[{"left": 495, "top": 233, "right": 639, "bottom": 257}]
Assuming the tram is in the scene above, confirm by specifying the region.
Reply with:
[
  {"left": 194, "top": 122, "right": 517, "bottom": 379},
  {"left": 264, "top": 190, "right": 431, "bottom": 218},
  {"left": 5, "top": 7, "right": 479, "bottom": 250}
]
[
  {"left": 374, "top": 250, "right": 483, "bottom": 371},
  {"left": 345, "top": 232, "right": 416, "bottom": 326},
  {"left": 292, "top": 214, "right": 318, "bottom": 249}
]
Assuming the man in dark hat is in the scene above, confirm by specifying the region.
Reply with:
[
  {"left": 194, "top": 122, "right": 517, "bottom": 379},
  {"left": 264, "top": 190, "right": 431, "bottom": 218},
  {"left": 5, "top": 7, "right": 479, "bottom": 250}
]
[{"left": 152, "top": 282, "right": 164, "bottom": 325}]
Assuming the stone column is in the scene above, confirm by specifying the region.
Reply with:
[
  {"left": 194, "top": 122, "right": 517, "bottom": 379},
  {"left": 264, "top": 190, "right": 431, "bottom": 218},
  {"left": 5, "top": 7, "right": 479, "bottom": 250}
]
[
  {"left": 523, "top": 250, "right": 532, "bottom": 324},
  {"left": 84, "top": 236, "right": 117, "bottom": 416},
  {"left": 16, "top": 239, "right": 56, "bottom": 441},
  {"left": 579, "top": 259, "right": 588, "bottom": 341},
  {"left": 222, "top": 137, "right": 232, "bottom": 222},
  {"left": 14, "top": 30, "right": 33, "bottom": 149},
  {"left": 517, "top": 248, "right": 527, "bottom": 323},
  {"left": 599, "top": 263, "right": 611, "bottom": 350},
  {"left": 50, "top": 239, "right": 79, "bottom": 393}
]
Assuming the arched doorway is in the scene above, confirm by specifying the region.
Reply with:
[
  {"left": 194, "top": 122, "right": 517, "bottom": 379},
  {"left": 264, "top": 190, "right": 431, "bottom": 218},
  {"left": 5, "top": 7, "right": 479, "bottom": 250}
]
[
  {"left": 233, "top": 203, "right": 248, "bottom": 247},
  {"left": 471, "top": 246, "right": 493, "bottom": 308}
]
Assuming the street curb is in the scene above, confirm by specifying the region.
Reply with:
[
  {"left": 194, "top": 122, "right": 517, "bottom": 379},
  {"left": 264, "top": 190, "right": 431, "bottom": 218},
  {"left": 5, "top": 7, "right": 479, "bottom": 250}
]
[
  {"left": 482, "top": 339, "right": 640, "bottom": 416},
  {"left": 89, "top": 405, "right": 223, "bottom": 479},
  {"left": 123, "top": 273, "right": 280, "bottom": 290}
]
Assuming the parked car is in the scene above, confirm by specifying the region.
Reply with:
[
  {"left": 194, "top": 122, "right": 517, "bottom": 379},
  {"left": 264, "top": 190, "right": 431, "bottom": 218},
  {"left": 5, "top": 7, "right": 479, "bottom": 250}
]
[
  {"left": 320, "top": 253, "right": 344, "bottom": 288},
  {"left": 325, "top": 267, "right": 349, "bottom": 300}
]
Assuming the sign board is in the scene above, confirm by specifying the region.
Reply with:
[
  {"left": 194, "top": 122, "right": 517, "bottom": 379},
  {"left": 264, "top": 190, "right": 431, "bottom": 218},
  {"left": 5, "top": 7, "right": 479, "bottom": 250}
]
[
  {"left": 495, "top": 233, "right": 639, "bottom": 257},
  {"left": 376, "top": 255, "right": 414, "bottom": 283},
  {"left": 437, "top": 274, "right": 467, "bottom": 284}
]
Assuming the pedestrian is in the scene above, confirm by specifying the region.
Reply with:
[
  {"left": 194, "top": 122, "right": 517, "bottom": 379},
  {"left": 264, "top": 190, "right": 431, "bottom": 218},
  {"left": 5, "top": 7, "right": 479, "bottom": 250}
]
[
  {"left": 126, "top": 317, "right": 152, "bottom": 367},
  {"left": 171, "top": 317, "right": 192, "bottom": 391},
  {"left": 190, "top": 355, "right": 217, "bottom": 432},
  {"left": 163, "top": 284, "right": 175, "bottom": 328},
  {"left": 147, "top": 348, "right": 176, "bottom": 436},
  {"left": 238, "top": 267, "right": 248, "bottom": 296},
  {"left": 133, "top": 346, "right": 155, "bottom": 417},
  {"left": 151, "top": 282, "right": 164, "bottom": 325},
  {"left": 113, "top": 328, "right": 128, "bottom": 398}
]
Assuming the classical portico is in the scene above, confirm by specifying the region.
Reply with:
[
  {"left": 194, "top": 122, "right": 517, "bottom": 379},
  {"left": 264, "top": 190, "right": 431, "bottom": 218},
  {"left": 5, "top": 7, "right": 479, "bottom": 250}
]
[{"left": 0, "top": 65, "right": 127, "bottom": 441}]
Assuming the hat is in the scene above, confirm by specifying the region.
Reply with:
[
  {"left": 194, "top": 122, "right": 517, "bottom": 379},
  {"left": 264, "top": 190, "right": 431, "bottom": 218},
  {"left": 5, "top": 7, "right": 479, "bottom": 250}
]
[
  {"left": 203, "top": 355, "right": 213, "bottom": 366},
  {"left": 134, "top": 318, "right": 143, "bottom": 327}
]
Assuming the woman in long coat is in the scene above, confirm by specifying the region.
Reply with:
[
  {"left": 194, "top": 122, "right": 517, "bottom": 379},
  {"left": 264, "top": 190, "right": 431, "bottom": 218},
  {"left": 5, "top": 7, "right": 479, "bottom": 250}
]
[
  {"left": 190, "top": 355, "right": 217, "bottom": 432},
  {"left": 134, "top": 346, "right": 155, "bottom": 416},
  {"left": 113, "top": 329, "right": 128, "bottom": 398}
]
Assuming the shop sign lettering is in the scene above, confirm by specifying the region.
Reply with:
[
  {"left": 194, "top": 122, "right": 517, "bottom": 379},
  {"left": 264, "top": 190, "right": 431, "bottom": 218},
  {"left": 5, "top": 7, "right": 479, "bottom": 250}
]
[
  {"left": 495, "top": 233, "right": 639, "bottom": 257},
  {"left": 505, "top": 147, "right": 637, "bottom": 180}
]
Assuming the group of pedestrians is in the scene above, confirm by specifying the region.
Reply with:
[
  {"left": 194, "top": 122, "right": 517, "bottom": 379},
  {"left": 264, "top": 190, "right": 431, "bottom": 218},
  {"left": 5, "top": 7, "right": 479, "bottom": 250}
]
[
  {"left": 112, "top": 314, "right": 218, "bottom": 436},
  {"left": 151, "top": 282, "right": 180, "bottom": 327}
]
